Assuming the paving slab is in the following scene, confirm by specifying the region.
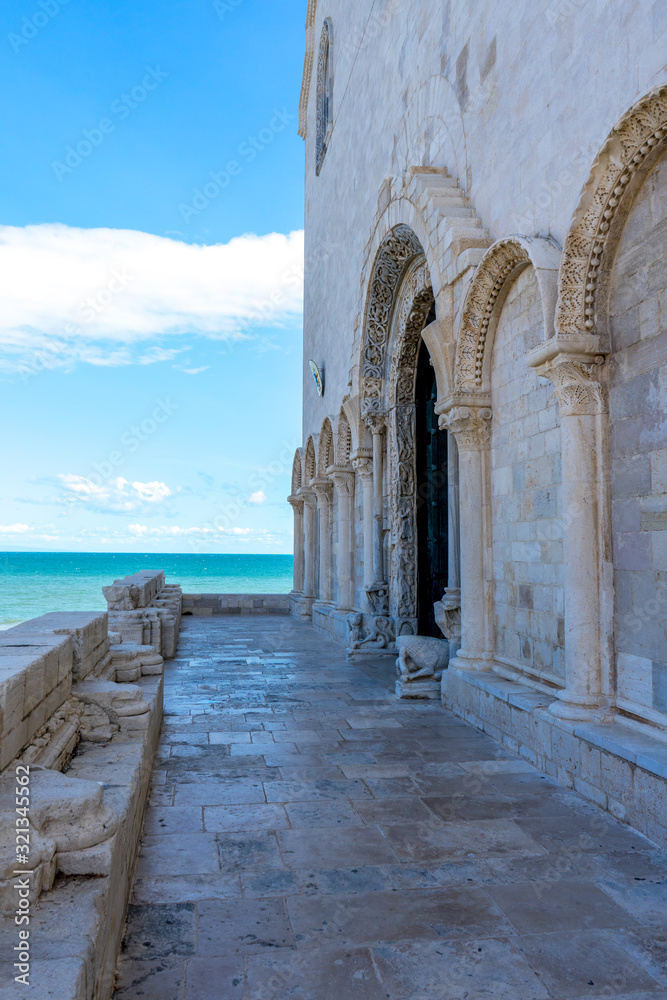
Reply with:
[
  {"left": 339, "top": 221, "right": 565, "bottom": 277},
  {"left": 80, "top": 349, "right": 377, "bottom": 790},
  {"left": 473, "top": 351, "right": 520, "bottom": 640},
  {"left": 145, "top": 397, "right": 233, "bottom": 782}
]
[{"left": 115, "top": 616, "right": 667, "bottom": 999}]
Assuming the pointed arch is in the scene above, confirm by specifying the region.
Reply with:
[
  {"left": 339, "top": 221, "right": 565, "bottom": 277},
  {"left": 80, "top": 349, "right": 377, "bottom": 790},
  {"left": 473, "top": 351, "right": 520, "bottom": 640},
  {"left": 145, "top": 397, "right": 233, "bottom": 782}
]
[
  {"left": 556, "top": 85, "right": 667, "bottom": 338},
  {"left": 454, "top": 236, "right": 561, "bottom": 394}
]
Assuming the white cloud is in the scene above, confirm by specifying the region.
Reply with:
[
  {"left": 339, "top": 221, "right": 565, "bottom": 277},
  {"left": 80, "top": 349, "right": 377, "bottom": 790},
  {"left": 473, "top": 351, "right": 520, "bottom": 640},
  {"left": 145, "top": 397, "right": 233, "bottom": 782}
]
[
  {"left": 0, "top": 224, "right": 304, "bottom": 373},
  {"left": 56, "top": 475, "right": 172, "bottom": 512},
  {"left": 248, "top": 490, "right": 266, "bottom": 505},
  {"left": 0, "top": 523, "right": 32, "bottom": 534}
]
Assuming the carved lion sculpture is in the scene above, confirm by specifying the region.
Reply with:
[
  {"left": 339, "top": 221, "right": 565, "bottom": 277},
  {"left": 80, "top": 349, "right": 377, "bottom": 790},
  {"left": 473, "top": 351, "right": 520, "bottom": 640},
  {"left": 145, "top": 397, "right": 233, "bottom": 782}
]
[{"left": 396, "top": 635, "right": 449, "bottom": 682}]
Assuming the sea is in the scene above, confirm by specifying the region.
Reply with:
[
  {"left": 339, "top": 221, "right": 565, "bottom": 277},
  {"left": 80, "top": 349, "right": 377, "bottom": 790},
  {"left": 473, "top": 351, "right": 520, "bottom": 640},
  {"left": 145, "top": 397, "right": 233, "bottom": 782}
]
[{"left": 0, "top": 552, "right": 294, "bottom": 629}]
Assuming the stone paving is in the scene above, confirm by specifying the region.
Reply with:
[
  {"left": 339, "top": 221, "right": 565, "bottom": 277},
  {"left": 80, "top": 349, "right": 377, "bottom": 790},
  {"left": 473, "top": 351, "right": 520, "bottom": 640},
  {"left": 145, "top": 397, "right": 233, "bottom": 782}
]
[{"left": 115, "top": 617, "right": 667, "bottom": 999}]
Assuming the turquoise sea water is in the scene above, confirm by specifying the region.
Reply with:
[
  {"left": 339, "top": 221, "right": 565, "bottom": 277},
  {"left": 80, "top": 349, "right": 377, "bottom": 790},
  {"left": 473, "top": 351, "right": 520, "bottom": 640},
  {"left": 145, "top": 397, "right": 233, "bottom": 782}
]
[{"left": 0, "top": 552, "right": 293, "bottom": 629}]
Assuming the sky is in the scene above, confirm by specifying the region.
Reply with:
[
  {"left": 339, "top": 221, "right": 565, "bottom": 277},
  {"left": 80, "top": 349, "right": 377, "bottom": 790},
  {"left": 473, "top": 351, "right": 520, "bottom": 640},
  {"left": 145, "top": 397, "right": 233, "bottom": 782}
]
[{"left": 0, "top": 0, "right": 305, "bottom": 554}]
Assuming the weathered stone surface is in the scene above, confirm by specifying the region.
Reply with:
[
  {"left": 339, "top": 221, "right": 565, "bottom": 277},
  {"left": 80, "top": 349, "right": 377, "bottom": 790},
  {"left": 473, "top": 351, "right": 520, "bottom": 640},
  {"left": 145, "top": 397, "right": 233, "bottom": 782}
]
[{"left": 115, "top": 617, "right": 667, "bottom": 1000}]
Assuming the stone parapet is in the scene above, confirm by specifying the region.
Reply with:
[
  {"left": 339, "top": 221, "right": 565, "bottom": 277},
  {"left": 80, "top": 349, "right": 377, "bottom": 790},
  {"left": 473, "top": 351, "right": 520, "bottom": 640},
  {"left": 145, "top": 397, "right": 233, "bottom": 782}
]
[
  {"left": 0, "top": 573, "right": 173, "bottom": 1000},
  {"left": 104, "top": 571, "right": 183, "bottom": 658},
  {"left": 182, "top": 593, "right": 290, "bottom": 616}
]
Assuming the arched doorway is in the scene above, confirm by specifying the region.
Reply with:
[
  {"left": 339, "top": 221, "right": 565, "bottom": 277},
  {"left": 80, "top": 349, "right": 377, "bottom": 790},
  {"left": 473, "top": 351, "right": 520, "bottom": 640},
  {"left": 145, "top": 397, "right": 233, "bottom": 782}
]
[{"left": 414, "top": 323, "right": 448, "bottom": 636}]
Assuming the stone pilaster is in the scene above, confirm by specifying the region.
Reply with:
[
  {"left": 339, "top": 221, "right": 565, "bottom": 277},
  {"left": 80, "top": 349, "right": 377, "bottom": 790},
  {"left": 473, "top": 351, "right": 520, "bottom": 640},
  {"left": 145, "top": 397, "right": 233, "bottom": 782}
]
[
  {"left": 298, "top": 487, "right": 318, "bottom": 599},
  {"left": 529, "top": 342, "right": 608, "bottom": 720},
  {"left": 364, "top": 413, "right": 388, "bottom": 609},
  {"left": 352, "top": 450, "right": 374, "bottom": 605},
  {"left": 311, "top": 476, "right": 334, "bottom": 603},
  {"left": 287, "top": 494, "right": 305, "bottom": 594},
  {"left": 438, "top": 400, "right": 492, "bottom": 668},
  {"left": 329, "top": 466, "right": 356, "bottom": 610}
]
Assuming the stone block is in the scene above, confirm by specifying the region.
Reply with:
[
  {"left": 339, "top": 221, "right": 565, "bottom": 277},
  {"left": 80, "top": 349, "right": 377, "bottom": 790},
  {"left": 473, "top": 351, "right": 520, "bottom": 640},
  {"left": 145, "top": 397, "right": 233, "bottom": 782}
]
[
  {"left": 653, "top": 660, "right": 667, "bottom": 712},
  {"left": 573, "top": 776, "right": 607, "bottom": 808},
  {"left": 617, "top": 651, "right": 652, "bottom": 705}
]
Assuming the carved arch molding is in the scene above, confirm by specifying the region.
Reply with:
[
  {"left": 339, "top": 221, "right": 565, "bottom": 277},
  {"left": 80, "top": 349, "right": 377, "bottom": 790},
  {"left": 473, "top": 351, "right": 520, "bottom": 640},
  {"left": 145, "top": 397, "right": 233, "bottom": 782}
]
[
  {"left": 360, "top": 225, "right": 434, "bottom": 633},
  {"left": 557, "top": 85, "right": 667, "bottom": 337}
]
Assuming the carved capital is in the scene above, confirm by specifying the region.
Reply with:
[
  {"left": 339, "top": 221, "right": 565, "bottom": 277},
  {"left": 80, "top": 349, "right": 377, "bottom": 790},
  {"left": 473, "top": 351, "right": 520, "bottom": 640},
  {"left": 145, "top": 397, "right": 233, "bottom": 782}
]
[
  {"left": 535, "top": 355, "right": 607, "bottom": 417},
  {"left": 311, "top": 476, "right": 334, "bottom": 503},
  {"left": 287, "top": 494, "right": 304, "bottom": 514},
  {"left": 439, "top": 406, "right": 492, "bottom": 451},
  {"left": 352, "top": 456, "right": 373, "bottom": 482},
  {"left": 362, "top": 407, "right": 387, "bottom": 436},
  {"left": 297, "top": 487, "right": 317, "bottom": 511},
  {"left": 328, "top": 466, "right": 355, "bottom": 496}
]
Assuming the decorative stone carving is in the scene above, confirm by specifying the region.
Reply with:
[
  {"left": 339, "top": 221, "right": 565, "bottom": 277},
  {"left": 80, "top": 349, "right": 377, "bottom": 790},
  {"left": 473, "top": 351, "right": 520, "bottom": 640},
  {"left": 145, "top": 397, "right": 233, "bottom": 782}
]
[
  {"left": 346, "top": 612, "right": 395, "bottom": 657},
  {"left": 395, "top": 634, "right": 449, "bottom": 699},
  {"left": 315, "top": 18, "right": 333, "bottom": 175},
  {"left": 366, "top": 581, "right": 389, "bottom": 615},
  {"left": 534, "top": 355, "right": 607, "bottom": 416},
  {"left": 439, "top": 404, "right": 492, "bottom": 451},
  {"left": 556, "top": 85, "right": 667, "bottom": 337},
  {"left": 317, "top": 419, "right": 334, "bottom": 475},
  {"left": 434, "top": 588, "right": 462, "bottom": 642},
  {"left": 361, "top": 224, "right": 425, "bottom": 412},
  {"left": 454, "top": 236, "right": 561, "bottom": 391}
]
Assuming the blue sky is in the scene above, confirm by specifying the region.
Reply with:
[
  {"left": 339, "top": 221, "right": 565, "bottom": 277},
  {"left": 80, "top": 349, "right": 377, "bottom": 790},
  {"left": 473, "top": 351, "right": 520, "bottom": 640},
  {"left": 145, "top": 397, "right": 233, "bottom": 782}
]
[{"left": 0, "top": 0, "right": 305, "bottom": 553}]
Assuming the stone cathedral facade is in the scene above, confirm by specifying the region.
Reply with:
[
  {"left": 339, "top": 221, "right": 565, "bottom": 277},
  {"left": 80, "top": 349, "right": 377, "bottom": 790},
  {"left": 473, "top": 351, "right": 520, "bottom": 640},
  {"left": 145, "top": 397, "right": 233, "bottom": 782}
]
[{"left": 288, "top": 0, "right": 667, "bottom": 845}]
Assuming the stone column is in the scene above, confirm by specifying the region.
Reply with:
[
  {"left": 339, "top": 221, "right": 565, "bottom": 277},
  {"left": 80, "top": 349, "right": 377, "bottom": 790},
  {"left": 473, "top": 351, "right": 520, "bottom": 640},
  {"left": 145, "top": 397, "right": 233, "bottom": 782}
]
[
  {"left": 352, "top": 451, "right": 374, "bottom": 601},
  {"left": 298, "top": 488, "right": 317, "bottom": 599},
  {"left": 438, "top": 405, "right": 492, "bottom": 667},
  {"left": 364, "top": 415, "right": 388, "bottom": 612},
  {"left": 531, "top": 352, "right": 606, "bottom": 720},
  {"left": 312, "top": 477, "right": 334, "bottom": 603},
  {"left": 330, "top": 466, "right": 355, "bottom": 610},
  {"left": 287, "top": 495, "right": 304, "bottom": 593},
  {"left": 435, "top": 433, "right": 462, "bottom": 653}
]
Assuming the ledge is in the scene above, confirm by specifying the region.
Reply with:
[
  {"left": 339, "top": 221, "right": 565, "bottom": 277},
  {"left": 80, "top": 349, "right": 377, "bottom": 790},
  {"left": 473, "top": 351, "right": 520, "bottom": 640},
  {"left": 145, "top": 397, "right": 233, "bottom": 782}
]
[
  {"left": 444, "top": 664, "right": 667, "bottom": 848},
  {"left": 0, "top": 673, "right": 163, "bottom": 1000}
]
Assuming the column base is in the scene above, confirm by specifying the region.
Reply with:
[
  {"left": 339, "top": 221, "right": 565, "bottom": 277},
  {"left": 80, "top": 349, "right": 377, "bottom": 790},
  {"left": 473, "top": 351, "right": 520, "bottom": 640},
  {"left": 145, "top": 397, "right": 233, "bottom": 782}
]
[
  {"left": 449, "top": 651, "right": 486, "bottom": 671},
  {"left": 548, "top": 692, "right": 610, "bottom": 722},
  {"left": 289, "top": 593, "right": 315, "bottom": 619}
]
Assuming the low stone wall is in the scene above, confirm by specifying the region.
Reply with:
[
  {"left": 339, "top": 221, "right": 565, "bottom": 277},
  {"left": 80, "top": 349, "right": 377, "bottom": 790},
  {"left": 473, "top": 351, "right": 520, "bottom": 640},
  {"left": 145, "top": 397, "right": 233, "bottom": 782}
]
[
  {"left": 444, "top": 666, "right": 667, "bottom": 851},
  {"left": 182, "top": 593, "right": 290, "bottom": 615},
  {"left": 0, "top": 572, "right": 182, "bottom": 1000}
]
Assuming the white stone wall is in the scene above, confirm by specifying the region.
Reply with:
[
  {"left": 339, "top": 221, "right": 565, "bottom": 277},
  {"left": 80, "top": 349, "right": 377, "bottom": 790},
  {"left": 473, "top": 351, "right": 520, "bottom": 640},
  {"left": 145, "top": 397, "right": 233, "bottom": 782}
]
[
  {"left": 609, "top": 154, "right": 667, "bottom": 720},
  {"left": 490, "top": 269, "right": 564, "bottom": 683},
  {"left": 301, "top": 0, "right": 667, "bottom": 440}
]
